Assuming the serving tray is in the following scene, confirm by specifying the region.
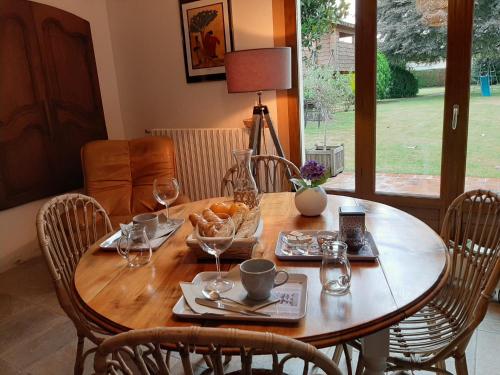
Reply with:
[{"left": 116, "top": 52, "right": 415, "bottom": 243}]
[
  {"left": 173, "top": 270, "right": 307, "bottom": 322},
  {"left": 275, "top": 230, "right": 379, "bottom": 261},
  {"left": 100, "top": 216, "right": 184, "bottom": 251}
]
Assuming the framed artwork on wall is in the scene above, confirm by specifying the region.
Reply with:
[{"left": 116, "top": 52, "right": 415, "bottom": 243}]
[{"left": 179, "top": 0, "right": 234, "bottom": 83}]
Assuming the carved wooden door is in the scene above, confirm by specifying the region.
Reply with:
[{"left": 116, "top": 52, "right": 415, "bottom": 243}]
[
  {"left": 0, "top": 0, "right": 107, "bottom": 209},
  {"left": 0, "top": 0, "right": 54, "bottom": 208}
]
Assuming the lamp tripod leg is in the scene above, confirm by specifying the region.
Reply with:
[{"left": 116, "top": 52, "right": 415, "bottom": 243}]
[{"left": 263, "top": 110, "right": 285, "bottom": 158}]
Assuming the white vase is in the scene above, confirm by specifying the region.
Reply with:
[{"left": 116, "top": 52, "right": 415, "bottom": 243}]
[{"left": 294, "top": 186, "right": 328, "bottom": 216}]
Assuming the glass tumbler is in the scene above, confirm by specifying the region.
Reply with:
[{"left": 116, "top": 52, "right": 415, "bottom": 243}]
[{"left": 320, "top": 241, "right": 351, "bottom": 295}]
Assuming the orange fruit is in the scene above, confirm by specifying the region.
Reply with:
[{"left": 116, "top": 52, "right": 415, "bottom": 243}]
[{"left": 209, "top": 202, "right": 231, "bottom": 215}]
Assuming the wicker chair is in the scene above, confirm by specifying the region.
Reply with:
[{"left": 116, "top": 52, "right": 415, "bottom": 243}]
[
  {"left": 93, "top": 326, "right": 343, "bottom": 375},
  {"left": 354, "top": 189, "right": 500, "bottom": 375},
  {"left": 37, "top": 193, "right": 114, "bottom": 375},
  {"left": 221, "top": 155, "right": 302, "bottom": 197}
]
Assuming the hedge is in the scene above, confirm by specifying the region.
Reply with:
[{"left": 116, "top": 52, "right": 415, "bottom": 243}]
[
  {"left": 388, "top": 65, "right": 419, "bottom": 98},
  {"left": 414, "top": 69, "right": 446, "bottom": 88}
]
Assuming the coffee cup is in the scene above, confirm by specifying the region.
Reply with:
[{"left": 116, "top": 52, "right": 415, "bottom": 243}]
[
  {"left": 240, "top": 259, "right": 289, "bottom": 300},
  {"left": 132, "top": 213, "right": 158, "bottom": 239}
]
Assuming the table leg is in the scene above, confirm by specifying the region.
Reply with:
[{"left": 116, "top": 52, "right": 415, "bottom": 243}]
[{"left": 361, "top": 328, "right": 389, "bottom": 375}]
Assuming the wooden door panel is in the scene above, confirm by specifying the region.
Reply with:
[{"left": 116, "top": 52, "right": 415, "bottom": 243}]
[
  {"left": 31, "top": 2, "right": 107, "bottom": 190},
  {"left": 0, "top": 0, "right": 54, "bottom": 208}
]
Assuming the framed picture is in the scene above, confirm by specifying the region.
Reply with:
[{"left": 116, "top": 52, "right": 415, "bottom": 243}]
[{"left": 179, "top": 0, "right": 233, "bottom": 83}]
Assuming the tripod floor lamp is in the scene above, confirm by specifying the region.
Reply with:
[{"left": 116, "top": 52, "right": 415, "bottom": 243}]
[{"left": 224, "top": 47, "right": 292, "bottom": 157}]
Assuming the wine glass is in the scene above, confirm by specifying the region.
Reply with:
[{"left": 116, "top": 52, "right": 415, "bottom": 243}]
[
  {"left": 153, "top": 177, "right": 180, "bottom": 225},
  {"left": 195, "top": 213, "right": 235, "bottom": 293}
]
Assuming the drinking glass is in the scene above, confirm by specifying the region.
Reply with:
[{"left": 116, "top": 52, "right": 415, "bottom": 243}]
[
  {"left": 320, "top": 241, "right": 351, "bottom": 295},
  {"left": 116, "top": 225, "right": 152, "bottom": 268},
  {"left": 153, "top": 177, "right": 180, "bottom": 224},
  {"left": 195, "top": 213, "right": 235, "bottom": 293}
]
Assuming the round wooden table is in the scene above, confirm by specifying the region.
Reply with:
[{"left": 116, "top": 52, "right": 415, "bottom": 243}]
[{"left": 75, "top": 192, "right": 449, "bottom": 374}]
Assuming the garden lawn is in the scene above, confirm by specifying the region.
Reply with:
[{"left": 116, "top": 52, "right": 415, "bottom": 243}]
[{"left": 303, "top": 86, "right": 500, "bottom": 178}]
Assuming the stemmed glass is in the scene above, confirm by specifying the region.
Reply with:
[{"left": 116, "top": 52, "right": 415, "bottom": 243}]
[
  {"left": 195, "top": 213, "right": 235, "bottom": 293},
  {"left": 153, "top": 177, "right": 180, "bottom": 225}
]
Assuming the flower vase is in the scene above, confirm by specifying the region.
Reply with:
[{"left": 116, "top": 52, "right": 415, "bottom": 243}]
[{"left": 294, "top": 186, "right": 328, "bottom": 216}]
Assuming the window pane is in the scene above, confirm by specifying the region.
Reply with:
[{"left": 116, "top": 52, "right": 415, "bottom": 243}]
[
  {"left": 465, "top": 0, "right": 500, "bottom": 193},
  {"left": 375, "top": 0, "right": 447, "bottom": 197},
  {"left": 301, "top": 2, "right": 356, "bottom": 191}
]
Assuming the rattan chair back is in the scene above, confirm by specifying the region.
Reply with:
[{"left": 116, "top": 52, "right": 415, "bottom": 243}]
[
  {"left": 221, "top": 155, "right": 301, "bottom": 196},
  {"left": 93, "top": 326, "right": 342, "bottom": 375},
  {"left": 379, "top": 190, "right": 499, "bottom": 374},
  {"left": 36, "top": 193, "right": 113, "bottom": 340},
  {"left": 439, "top": 189, "right": 499, "bottom": 332}
]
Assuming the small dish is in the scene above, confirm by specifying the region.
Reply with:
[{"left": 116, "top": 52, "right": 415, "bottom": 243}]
[{"left": 281, "top": 231, "right": 313, "bottom": 255}]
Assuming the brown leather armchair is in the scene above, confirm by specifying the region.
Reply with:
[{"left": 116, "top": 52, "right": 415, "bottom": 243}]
[{"left": 81, "top": 137, "right": 189, "bottom": 228}]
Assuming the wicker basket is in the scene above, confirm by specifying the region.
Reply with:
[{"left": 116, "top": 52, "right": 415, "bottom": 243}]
[{"left": 186, "top": 219, "right": 263, "bottom": 260}]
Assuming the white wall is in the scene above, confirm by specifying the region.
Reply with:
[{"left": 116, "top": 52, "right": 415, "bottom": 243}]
[
  {"left": 106, "top": 0, "right": 277, "bottom": 138},
  {"left": 0, "top": 0, "right": 125, "bottom": 273},
  {"left": 1, "top": 0, "right": 277, "bottom": 273}
]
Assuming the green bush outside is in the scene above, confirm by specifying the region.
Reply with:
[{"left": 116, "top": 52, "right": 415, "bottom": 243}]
[
  {"left": 376, "top": 52, "right": 391, "bottom": 99},
  {"left": 388, "top": 65, "right": 419, "bottom": 98},
  {"left": 414, "top": 69, "right": 446, "bottom": 88}
]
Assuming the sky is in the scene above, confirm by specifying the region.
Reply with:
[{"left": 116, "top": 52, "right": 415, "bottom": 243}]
[{"left": 344, "top": 0, "right": 356, "bottom": 23}]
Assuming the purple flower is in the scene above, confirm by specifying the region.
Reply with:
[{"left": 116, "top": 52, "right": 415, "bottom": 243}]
[{"left": 300, "top": 160, "right": 327, "bottom": 182}]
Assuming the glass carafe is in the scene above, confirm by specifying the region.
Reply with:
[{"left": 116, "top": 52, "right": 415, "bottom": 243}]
[
  {"left": 116, "top": 225, "right": 152, "bottom": 268},
  {"left": 320, "top": 241, "right": 351, "bottom": 295},
  {"left": 232, "top": 149, "right": 258, "bottom": 208}
]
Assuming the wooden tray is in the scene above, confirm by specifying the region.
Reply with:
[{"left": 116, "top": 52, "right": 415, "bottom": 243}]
[
  {"left": 275, "top": 230, "right": 379, "bottom": 261},
  {"left": 186, "top": 219, "right": 264, "bottom": 260},
  {"left": 173, "top": 271, "right": 307, "bottom": 322}
]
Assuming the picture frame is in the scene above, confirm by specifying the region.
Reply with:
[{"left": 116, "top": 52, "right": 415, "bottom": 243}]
[{"left": 179, "top": 0, "right": 234, "bottom": 83}]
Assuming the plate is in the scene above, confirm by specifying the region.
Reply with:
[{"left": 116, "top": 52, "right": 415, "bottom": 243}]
[
  {"left": 173, "top": 271, "right": 307, "bottom": 322},
  {"left": 275, "top": 230, "right": 379, "bottom": 261},
  {"left": 100, "top": 215, "right": 184, "bottom": 251}
]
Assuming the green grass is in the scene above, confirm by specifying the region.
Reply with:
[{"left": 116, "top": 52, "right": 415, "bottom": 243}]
[{"left": 303, "top": 86, "right": 500, "bottom": 178}]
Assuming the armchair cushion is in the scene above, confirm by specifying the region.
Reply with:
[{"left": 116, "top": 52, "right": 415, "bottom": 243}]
[{"left": 82, "top": 137, "right": 188, "bottom": 227}]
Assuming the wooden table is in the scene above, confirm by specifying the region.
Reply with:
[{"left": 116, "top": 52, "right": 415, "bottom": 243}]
[{"left": 75, "top": 193, "right": 449, "bottom": 375}]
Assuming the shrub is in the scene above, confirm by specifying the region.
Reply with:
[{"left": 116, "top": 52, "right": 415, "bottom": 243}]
[
  {"left": 414, "top": 68, "right": 446, "bottom": 88},
  {"left": 302, "top": 63, "right": 354, "bottom": 114},
  {"left": 376, "top": 52, "right": 391, "bottom": 99},
  {"left": 388, "top": 65, "right": 419, "bottom": 98}
]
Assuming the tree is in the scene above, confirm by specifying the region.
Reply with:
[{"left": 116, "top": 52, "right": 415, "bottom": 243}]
[
  {"left": 378, "top": 0, "right": 500, "bottom": 64},
  {"left": 189, "top": 10, "right": 218, "bottom": 48},
  {"left": 301, "top": 0, "right": 350, "bottom": 58}
]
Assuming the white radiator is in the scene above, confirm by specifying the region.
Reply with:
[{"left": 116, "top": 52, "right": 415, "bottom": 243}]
[{"left": 147, "top": 128, "right": 276, "bottom": 201}]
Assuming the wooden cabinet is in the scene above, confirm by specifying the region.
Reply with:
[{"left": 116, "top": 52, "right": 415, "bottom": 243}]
[{"left": 0, "top": 0, "right": 107, "bottom": 209}]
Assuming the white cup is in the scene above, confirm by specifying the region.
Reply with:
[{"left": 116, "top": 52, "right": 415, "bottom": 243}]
[
  {"left": 132, "top": 213, "right": 158, "bottom": 239},
  {"left": 240, "top": 259, "right": 289, "bottom": 300}
]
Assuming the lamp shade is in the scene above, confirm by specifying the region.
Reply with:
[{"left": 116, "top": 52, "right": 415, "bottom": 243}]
[{"left": 225, "top": 47, "right": 292, "bottom": 93}]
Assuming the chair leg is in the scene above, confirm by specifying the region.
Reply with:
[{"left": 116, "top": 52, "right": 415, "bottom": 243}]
[
  {"left": 74, "top": 335, "right": 85, "bottom": 375},
  {"left": 436, "top": 360, "right": 447, "bottom": 371},
  {"left": 355, "top": 353, "right": 364, "bottom": 375},
  {"left": 454, "top": 353, "right": 468, "bottom": 375},
  {"left": 332, "top": 345, "right": 343, "bottom": 364}
]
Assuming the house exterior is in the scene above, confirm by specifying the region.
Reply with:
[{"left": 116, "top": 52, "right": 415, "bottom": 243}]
[{"left": 304, "top": 21, "right": 355, "bottom": 72}]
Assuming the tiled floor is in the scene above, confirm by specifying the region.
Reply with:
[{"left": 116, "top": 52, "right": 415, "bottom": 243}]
[
  {"left": 0, "top": 256, "right": 498, "bottom": 374},
  {"left": 324, "top": 172, "right": 500, "bottom": 196}
]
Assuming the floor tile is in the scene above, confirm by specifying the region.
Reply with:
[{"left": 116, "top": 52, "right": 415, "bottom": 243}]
[
  {"left": 0, "top": 358, "right": 24, "bottom": 375},
  {"left": 0, "top": 294, "right": 33, "bottom": 324},
  {"left": 0, "top": 318, "right": 75, "bottom": 369},
  {"left": 475, "top": 330, "right": 500, "bottom": 375},
  {"left": 478, "top": 301, "right": 500, "bottom": 334},
  {"left": 0, "top": 304, "right": 66, "bottom": 356}
]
